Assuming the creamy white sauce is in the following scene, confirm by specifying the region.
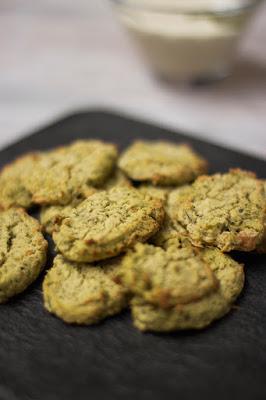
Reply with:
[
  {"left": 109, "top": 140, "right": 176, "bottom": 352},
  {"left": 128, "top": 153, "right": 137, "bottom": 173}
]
[{"left": 116, "top": 0, "right": 255, "bottom": 81}]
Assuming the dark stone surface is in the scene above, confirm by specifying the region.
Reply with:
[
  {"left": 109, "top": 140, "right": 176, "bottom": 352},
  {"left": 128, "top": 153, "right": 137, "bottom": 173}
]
[{"left": 0, "top": 110, "right": 265, "bottom": 400}]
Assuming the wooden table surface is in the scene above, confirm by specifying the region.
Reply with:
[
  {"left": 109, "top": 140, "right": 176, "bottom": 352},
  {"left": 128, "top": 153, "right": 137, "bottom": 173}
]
[{"left": 0, "top": 0, "right": 265, "bottom": 159}]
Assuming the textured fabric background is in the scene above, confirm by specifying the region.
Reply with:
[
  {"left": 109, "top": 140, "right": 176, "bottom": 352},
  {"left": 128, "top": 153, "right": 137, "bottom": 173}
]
[{"left": 0, "top": 1, "right": 266, "bottom": 158}]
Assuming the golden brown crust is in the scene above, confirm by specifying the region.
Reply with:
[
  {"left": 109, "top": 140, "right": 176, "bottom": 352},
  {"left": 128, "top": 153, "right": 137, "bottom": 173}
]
[
  {"left": 130, "top": 248, "right": 245, "bottom": 332},
  {"left": 24, "top": 140, "right": 118, "bottom": 205},
  {"left": 0, "top": 152, "right": 41, "bottom": 209},
  {"left": 53, "top": 187, "right": 165, "bottom": 262},
  {"left": 256, "top": 180, "right": 266, "bottom": 253},
  {"left": 118, "top": 141, "right": 208, "bottom": 186},
  {"left": 0, "top": 208, "right": 47, "bottom": 303},
  {"left": 43, "top": 255, "right": 128, "bottom": 325},
  {"left": 175, "top": 169, "right": 265, "bottom": 252},
  {"left": 119, "top": 243, "right": 218, "bottom": 309}
]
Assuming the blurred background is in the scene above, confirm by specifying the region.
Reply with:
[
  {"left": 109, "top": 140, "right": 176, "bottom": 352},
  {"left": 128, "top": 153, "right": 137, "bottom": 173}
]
[{"left": 0, "top": 0, "right": 265, "bottom": 158}]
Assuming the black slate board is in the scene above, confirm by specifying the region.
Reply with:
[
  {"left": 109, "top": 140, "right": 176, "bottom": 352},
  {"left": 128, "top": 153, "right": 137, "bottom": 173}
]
[{"left": 0, "top": 110, "right": 265, "bottom": 400}]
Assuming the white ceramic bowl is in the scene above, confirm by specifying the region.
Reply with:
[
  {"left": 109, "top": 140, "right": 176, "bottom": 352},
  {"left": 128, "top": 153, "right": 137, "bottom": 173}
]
[{"left": 111, "top": 0, "right": 260, "bottom": 82}]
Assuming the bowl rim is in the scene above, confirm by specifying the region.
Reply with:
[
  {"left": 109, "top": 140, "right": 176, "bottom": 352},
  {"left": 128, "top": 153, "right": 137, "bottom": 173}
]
[{"left": 109, "top": 0, "right": 262, "bottom": 16}]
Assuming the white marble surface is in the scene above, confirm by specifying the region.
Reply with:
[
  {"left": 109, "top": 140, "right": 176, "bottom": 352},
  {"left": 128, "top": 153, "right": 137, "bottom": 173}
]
[{"left": 0, "top": 0, "right": 266, "bottom": 158}]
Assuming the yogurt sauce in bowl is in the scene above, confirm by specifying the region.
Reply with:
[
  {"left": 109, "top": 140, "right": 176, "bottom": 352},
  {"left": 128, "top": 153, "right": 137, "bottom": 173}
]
[{"left": 113, "top": 0, "right": 259, "bottom": 82}]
